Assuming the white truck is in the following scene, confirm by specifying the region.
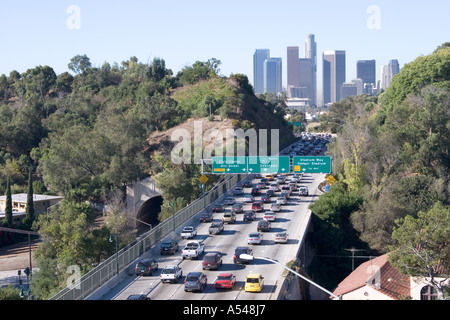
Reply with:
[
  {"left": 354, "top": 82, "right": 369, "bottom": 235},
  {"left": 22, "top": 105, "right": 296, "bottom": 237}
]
[
  {"left": 181, "top": 241, "right": 205, "bottom": 260},
  {"left": 181, "top": 226, "right": 197, "bottom": 239},
  {"left": 160, "top": 265, "right": 183, "bottom": 283},
  {"left": 298, "top": 186, "right": 309, "bottom": 196}
]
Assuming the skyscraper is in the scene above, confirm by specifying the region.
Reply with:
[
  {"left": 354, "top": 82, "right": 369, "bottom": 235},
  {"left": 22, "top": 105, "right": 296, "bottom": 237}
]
[
  {"left": 357, "top": 59, "right": 376, "bottom": 87},
  {"left": 264, "top": 57, "right": 282, "bottom": 95},
  {"left": 253, "top": 49, "right": 270, "bottom": 94},
  {"left": 287, "top": 46, "right": 300, "bottom": 94},
  {"left": 380, "top": 59, "right": 400, "bottom": 90},
  {"left": 323, "top": 50, "right": 346, "bottom": 104},
  {"left": 305, "top": 34, "right": 317, "bottom": 105}
]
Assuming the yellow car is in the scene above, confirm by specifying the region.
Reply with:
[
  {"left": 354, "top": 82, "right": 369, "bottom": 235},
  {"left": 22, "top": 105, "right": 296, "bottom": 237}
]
[{"left": 244, "top": 273, "right": 264, "bottom": 292}]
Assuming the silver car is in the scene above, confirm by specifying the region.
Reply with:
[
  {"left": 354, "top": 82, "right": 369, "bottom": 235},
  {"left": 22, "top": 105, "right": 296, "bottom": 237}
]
[{"left": 247, "top": 232, "right": 262, "bottom": 245}]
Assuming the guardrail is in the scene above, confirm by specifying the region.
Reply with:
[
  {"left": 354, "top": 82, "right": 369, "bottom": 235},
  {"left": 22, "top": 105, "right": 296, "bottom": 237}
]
[{"left": 49, "top": 174, "right": 244, "bottom": 300}]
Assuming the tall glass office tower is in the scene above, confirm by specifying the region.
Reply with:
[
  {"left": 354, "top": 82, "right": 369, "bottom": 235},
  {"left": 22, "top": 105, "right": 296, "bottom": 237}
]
[
  {"left": 264, "top": 58, "right": 282, "bottom": 95},
  {"left": 305, "top": 34, "right": 317, "bottom": 105},
  {"left": 253, "top": 49, "right": 270, "bottom": 94},
  {"left": 323, "top": 50, "right": 346, "bottom": 104}
]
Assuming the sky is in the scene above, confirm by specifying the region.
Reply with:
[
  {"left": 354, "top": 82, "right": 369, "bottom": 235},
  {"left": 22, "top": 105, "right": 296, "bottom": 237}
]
[{"left": 0, "top": 0, "right": 449, "bottom": 104}]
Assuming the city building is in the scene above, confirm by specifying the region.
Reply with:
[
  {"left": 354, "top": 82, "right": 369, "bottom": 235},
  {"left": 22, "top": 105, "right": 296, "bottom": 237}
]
[
  {"left": 286, "top": 34, "right": 317, "bottom": 105},
  {"left": 264, "top": 57, "right": 282, "bottom": 95},
  {"left": 0, "top": 193, "right": 63, "bottom": 224},
  {"left": 357, "top": 59, "right": 376, "bottom": 92},
  {"left": 253, "top": 49, "right": 270, "bottom": 94},
  {"left": 380, "top": 59, "right": 400, "bottom": 90},
  {"left": 340, "top": 82, "right": 358, "bottom": 100},
  {"left": 323, "top": 50, "right": 346, "bottom": 104}
]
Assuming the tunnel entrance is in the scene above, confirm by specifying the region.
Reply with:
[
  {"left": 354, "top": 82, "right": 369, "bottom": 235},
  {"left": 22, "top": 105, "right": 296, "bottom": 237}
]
[{"left": 136, "top": 196, "right": 163, "bottom": 234}]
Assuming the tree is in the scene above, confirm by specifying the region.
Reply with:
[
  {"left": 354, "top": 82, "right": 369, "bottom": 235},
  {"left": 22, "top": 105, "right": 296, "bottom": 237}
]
[
  {"left": 68, "top": 54, "right": 92, "bottom": 74},
  {"left": 389, "top": 202, "right": 450, "bottom": 300},
  {"left": 4, "top": 177, "right": 12, "bottom": 227}
]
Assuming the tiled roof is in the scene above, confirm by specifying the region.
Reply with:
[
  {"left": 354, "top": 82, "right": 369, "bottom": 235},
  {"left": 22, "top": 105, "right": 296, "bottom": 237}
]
[{"left": 332, "top": 253, "right": 410, "bottom": 299}]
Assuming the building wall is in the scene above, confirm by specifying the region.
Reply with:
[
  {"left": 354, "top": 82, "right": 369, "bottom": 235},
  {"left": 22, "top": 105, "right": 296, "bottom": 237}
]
[{"left": 338, "top": 285, "right": 394, "bottom": 300}]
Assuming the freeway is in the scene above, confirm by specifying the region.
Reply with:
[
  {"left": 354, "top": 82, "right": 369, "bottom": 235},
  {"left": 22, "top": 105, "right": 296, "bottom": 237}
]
[{"left": 107, "top": 172, "right": 325, "bottom": 300}]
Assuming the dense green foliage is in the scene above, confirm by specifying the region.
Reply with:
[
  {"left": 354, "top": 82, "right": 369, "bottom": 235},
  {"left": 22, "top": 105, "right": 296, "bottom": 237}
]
[{"left": 311, "top": 44, "right": 450, "bottom": 293}]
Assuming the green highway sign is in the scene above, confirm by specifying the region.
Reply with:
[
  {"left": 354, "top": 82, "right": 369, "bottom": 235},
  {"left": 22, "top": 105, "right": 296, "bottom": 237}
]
[
  {"left": 212, "top": 156, "right": 248, "bottom": 173},
  {"left": 293, "top": 156, "right": 332, "bottom": 173},
  {"left": 248, "top": 156, "right": 290, "bottom": 174}
]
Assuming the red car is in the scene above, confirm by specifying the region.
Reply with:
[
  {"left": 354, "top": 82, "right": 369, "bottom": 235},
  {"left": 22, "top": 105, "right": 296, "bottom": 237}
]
[
  {"left": 215, "top": 273, "right": 236, "bottom": 289},
  {"left": 251, "top": 201, "right": 263, "bottom": 212}
]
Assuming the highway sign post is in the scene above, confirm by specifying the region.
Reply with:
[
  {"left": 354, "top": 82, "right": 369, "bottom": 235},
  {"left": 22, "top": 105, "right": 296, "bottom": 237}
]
[
  {"left": 293, "top": 156, "right": 332, "bottom": 174},
  {"left": 212, "top": 156, "right": 248, "bottom": 174},
  {"left": 248, "top": 156, "right": 290, "bottom": 174}
]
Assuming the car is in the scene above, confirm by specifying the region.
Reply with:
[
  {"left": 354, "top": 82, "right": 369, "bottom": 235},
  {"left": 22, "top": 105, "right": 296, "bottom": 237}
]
[
  {"left": 281, "top": 191, "right": 290, "bottom": 200},
  {"left": 251, "top": 187, "right": 261, "bottom": 196},
  {"left": 265, "top": 189, "right": 275, "bottom": 197},
  {"left": 242, "top": 181, "right": 253, "bottom": 188},
  {"left": 184, "top": 272, "right": 207, "bottom": 292},
  {"left": 298, "top": 186, "right": 309, "bottom": 196},
  {"left": 160, "top": 240, "right": 179, "bottom": 255},
  {"left": 233, "top": 246, "right": 253, "bottom": 264},
  {"left": 222, "top": 212, "right": 236, "bottom": 224},
  {"left": 248, "top": 232, "right": 262, "bottom": 245},
  {"left": 251, "top": 201, "right": 263, "bottom": 212},
  {"left": 263, "top": 211, "right": 276, "bottom": 222},
  {"left": 200, "top": 212, "right": 213, "bottom": 223},
  {"left": 160, "top": 265, "right": 183, "bottom": 283},
  {"left": 276, "top": 196, "right": 287, "bottom": 205},
  {"left": 212, "top": 203, "right": 225, "bottom": 212},
  {"left": 243, "top": 195, "right": 254, "bottom": 203},
  {"left": 260, "top": 194, "right": 270, "bottom": 203},
  {"left": 231, "top": 203, "right": 244, "bottom": 213},
  {"left": 135, "top": 258, "right": 159, "bottom": 276},
  {"left": 126, "top": 294, "right": 151, "bottom": 300},
  {"left": 233, "top": 187, "right": 244, "bottom": 195},
  {"left": 256, "top": 182, "right": 266, "bottom": 189},
  {"left": 202, "top": 252, "right": 223, "bottom": 270},
  {"left": 257, "top": 220, "right": 271, "bottom": 232},
  {"left": 215, "top": 273, "right": 236, "bottom": 289},
  {"left": 269, "top": 183, "right": 280, "bottom": 191},
  {"left": 270, "top": 203, "right": 281, "bottom": 212},
  {"left": 289, "top": 182, "right": 297, "bottom": 191},
  {"left": 243, "top": 211, "right": 256, "bottom": 222},
  {"left": 274, "top": 232, "right": 289, "bottom": 244},
  {"left": 223, "top": 197, "right": 235, "bottom": 205},
  {"left": 208, "top": 222, "right": 224, "bottom": 235},
  {"left": 281, "top": 185, "right": 291, "bottom": 195},
  {"left": 265, "top": 174, "right": 274, "bottom": 181},
  {"left": 245, "top": 273, "right": 264, "bottom": 292}
]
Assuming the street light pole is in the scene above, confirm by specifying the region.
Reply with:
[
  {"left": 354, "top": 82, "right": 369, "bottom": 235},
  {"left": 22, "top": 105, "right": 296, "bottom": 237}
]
[
  {"left": 239, "top": 254, "right": 339, "bottom": 299},
  {"left": 168, "top": 201, "right": 175, "bottom": 231},
  {"left": 109, "top": 234, "right": 119, "bottom": 275}
]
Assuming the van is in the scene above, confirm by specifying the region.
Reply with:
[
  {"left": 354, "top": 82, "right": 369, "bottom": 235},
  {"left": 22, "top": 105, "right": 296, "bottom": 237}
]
[{"left": 245, "top": 273, "right": 264, "bottom": 292}]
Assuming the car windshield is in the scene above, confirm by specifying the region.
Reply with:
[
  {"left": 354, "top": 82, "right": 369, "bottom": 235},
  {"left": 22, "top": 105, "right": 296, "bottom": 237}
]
[
  {"left": 162, "top": 268, "right": 175, "bottom": 274},
  {"left": 217, "top": 275, "right": 232, "bottom": 281},
  {"left": 204, "top": 255, "right": 218, "bottom": 262},
  {"left": 246, "top": 278, "right": 259, "bottom": 283},
  {"left": 249, "top": 233, "right": 259, "bottom": 237},
  {"left": 186, "top": 275, "right": 199, "bottom": 281}
]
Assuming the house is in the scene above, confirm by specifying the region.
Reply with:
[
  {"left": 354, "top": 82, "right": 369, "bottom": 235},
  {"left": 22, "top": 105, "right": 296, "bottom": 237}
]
[
  {"left": 0, "top": 193, "right": 63, "bottom": 224},
  {"left": 331, "top": 253, "right": 447, "bottom": 300}
]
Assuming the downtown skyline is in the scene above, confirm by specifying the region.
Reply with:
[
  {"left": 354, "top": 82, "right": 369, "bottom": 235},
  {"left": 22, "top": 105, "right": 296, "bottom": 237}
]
[{"left": 0, "top": 0, "right": 448, "bottom": 105}]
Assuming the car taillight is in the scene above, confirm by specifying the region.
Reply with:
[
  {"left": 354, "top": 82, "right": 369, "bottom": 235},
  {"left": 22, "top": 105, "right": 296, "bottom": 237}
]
[{"left": 233, "top": 254, "right": 236, "bottom": 259}]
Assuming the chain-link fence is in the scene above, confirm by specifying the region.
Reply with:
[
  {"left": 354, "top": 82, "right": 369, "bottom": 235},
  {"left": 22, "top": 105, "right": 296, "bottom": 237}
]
[{"left": 49, "top": 174, "right": 245, "bottom": 300}]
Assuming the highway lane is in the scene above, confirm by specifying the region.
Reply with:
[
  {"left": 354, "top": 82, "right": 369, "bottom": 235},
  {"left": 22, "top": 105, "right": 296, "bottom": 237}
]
[{"left": 112, "top": 171, "right": 325, "bottom": 300}]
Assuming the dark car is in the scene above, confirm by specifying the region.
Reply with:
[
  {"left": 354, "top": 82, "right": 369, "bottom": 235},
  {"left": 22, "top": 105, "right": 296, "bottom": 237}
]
[
  {"left": 231, "top": 203, "right": 244, "bottom": 213},
  {"left": 200, "top": 212, "right": 214, "bottom": 223},
  {"left": 135, "top": 258, "right": 159, "bottom": 276},
  {"left": 202, "top": 252, "right": 223, "bottom": 270},
  {"left": 233, "top": 246, "right": 253, "bottom": 264},
  {"left": 160, "top": 240, "right": 179, "bottom": 255},
  {"left": 211, "top": 203, "right": 224, "bottom": 213},
  {"left": 243, "top": 211, "right": 256, "bottom": 222},
  {"left": 184, "top": 272, "right": 207, "bottom": 292},
  {"left": 126, "top": 294, "right": 151, "bottom": 300},
  {"left": 242, "top": 181, "right": 253, "bottom": 188},
  {"left": 260, "top": 195, "right": 270, "bottom": 203},
  {"left": 251, "top": 187, "right": 261, "bottom": 196},
  {"left": 265, "top": 189, "right": 275, "bottom": 197},
  {"left": 257, "top": 220, "right": 271, "bottom": 232}
]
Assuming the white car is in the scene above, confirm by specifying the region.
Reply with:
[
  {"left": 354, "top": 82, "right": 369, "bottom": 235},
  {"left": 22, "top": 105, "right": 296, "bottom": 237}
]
[
  {"left": 276, "top": 196, "right": 287, "bottom": 205},
  {"left": 270, "top": 203, "right": 281, "bottom": 212},
  {"left": 247, "top": 232, "right": 262, "bottom": 245},
  {"left": 223, "top": 197, "right": 235, "bottom": 205},
  {"left": 233, "top": 187, "right": 243, "bottom": 195},
  {"left": 263, "top": 212, "right": 276, "bottom": 222},
  {"left": 274, "top": 232, "right": 289, "bottom": 244},
  {"left": 243, "top": 195, "right": 254, "bottom": 203},
  {"left": 269, "top": 183, "right": 279, "bottom": 191}
]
